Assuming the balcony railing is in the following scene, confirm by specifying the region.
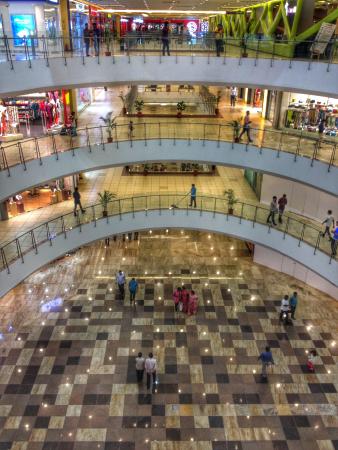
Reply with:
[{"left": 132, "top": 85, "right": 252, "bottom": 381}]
[
  {"left": 0, "top": 193, "right": 335, "bottom": 276},
  {"left": 0, "top": 35, "right": 337, "bottom": 70},
  {"left": 0, "top": 122, "right": 336, "bottom": 175}
]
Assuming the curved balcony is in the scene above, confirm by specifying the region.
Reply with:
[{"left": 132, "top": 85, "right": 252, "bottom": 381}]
[
  {"left": 0, "top": 193, "right": 336, "bottom": 298},
  {"left": 0, "top": 122, "right": 337, "bottom": 201},
  {"left": 0, "top": 36, "right": 337, "bottom": 96}
]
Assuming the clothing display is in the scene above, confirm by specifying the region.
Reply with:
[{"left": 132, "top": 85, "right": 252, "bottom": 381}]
[{"left": 284, "top": 96, "right": 338, "bottom": 136}]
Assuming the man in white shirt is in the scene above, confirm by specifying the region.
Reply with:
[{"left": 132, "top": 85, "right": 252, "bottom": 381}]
[
  {"left": 135, "top": 352, "right": 145, "bottom": 383},
  {"left": 145, "top": 352, "right": 157, "bottom": 390},
  {"left": 230, "top": 86, "right": 237, "bottom": 107},
  {"left": 279, "top": 295, "right": 290, "bottom": 322},
  {"left": 116, "top": 270, "right": 126, "bottom": 299},
  {"left": 322, "top": 210, "right": 335, "bottom": 240}
]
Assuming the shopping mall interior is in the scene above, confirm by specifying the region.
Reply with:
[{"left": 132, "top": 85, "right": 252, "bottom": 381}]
[{"left": 0, "top": 1, "right": 337, "bottom": 449}]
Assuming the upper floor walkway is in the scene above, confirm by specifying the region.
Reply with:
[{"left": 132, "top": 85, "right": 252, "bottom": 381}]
[
  {"left": 1, "top": 121, "right": 337, "bottom": 201},
  {"left": 0, "top": 36, "right": 338, "bottom": 96},
  {"left": 0, "top": 193, "right": 336, "bottom": 298}
]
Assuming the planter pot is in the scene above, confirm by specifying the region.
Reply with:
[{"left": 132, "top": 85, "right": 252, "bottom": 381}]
[
  {"left": 193, "top": 170, "right": 198, "bottom": 176},
  {"left": 137, "top": 111, "right": 143, "bottom": 117},
  {"left": 234, "top": 137, "right": 240, "bottom": 143},
  {"left": 102, "top": 210, "right": 108, "bottom": 217},
  {"left": 144, "top": 170, "right": 148, "bottom": 176},
  {"left": 228, "top": 207, "right": 234, "bottom": 215},
  {"left": 177, "top": 112, "right": 182, "bottom": 118},
  {"left": 105, "top": 51, "right": 111, "bottom": 56},
  {"left": 122, "top": 107, "right": 127, "bottom": 115},
  {"left": 215, "top": 108, "right": 219, "bottom": 115},
  {"left": 242, "top": 52, "right": 248, "bottom": 57},
  {"left": 107, "top": 137, "right": 113, "bottom": 143}
]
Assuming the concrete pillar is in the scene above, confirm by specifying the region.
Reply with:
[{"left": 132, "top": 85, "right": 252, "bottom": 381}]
[
  {"left": 272, "top": 91, "right": 290, "bottom": 129},
  {"left": 296, "top": 0, "right": 315, "bottom": 35},
  {"left": 115, "top": 15, "right": 120, "bottom": 38},
  {"left": 69, "top": 89, "right": 78, "bottom": 119},
  {"left": 59, "top": 0, "right": 71, "bottom": 50},
  {"left": 0, "top": 202, "right": 9, "bottom": 221}
]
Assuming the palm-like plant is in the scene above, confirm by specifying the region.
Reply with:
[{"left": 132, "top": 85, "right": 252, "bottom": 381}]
[
  {"left": 177, "top": 101, "right": 187, "bottom": 112},
  {"left": 99, "top": 112, "right": 116, "bottom": 142},
  {"left": 134, "top": 99, "right": 144, "bottom": 114},
  {"left": 98, "top": 190, "right": 116, "bottom": 216},
  {"left": 224, "top": 189, "right": 238, "bottom": 214}
]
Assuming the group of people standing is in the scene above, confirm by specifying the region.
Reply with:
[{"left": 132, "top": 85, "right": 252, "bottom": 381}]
[
  {"left": 135, "top": 352, "right": 157, "bottom": 390},
  {"left": 83, "top": 22, "right": 101, "bottom": 57},
  {"left": 173, "top": 286, "right": 198, "bottom": 315}
]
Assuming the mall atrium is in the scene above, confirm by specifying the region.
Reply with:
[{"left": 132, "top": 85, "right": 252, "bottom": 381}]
[{"left": 0, "top": 0, "right": 337, "bottom": 449}]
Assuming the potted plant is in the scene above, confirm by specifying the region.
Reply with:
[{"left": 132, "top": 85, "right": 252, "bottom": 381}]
[
  {"left": 134, "top": 99, "right": 144, "bottom": 117},
  {"left": 230, "top": 117, "right": 242, "bottom": 143},
  {"left": 224, "top": 189, "right": 238, "bottom": 215},
  {"left": 100, "top": 112, "right": 116, "bottom": 143},
  {"left": 98, "top": 190, "right": 116, "bottom": 217},
  {"left": 176, "top": 100, "right": 186, "bottom": 118},
  {"left": 118, "top": 92, "right": 127, "bottom": 115},
  {"left": 104, "top": 29, "right": 112, "bottom": 56}
]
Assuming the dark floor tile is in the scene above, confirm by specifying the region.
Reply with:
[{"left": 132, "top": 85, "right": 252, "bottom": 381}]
[
  {"left": 165, "top": 364, "right": 177, "bottom": 374},
  {"left": 59, "top": 340, "right": 72, "bottom": 349},
  {"left": 51, "top": 365, "right": 65, "bottom": 375},
  {"left": 179, "top": 394, "right": 193, "bottom": 404},
  {"left": 166, "top": 428, "right": 181, "bottom": 441},
  {"left": 293, "top": 416, "right": 310, "bottom": 427},
  {"left": 209, "top": 415, "right": 224, "bottom": 428},
  {"left": 152, "top": 404, "right": 165, "bottom": 416},
  {"left": 138, "top": 394, "right": 152, "bottom": 405},
  {"left": 35, "top": 416, "right": 50, "bottom": 428},
  {"left": 272, "top": 442, "right": 289, "bottom": 450},
  {"left": 24, "top": 405, "right": 40, "bottom": 416},
  {"left": 201, "top": 356, "right": 214, "bottom": 365},
  {"left": 216, "top": 373, "right": 229, "bottom": 384},
  {"left": 97, "top": 332, "right": 109, "bottom": 340},
  {"left": 66, "top": 356, "right": 80, "bottom": 365}
]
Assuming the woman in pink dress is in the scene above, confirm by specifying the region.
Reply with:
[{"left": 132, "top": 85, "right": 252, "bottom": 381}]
[
  {"left": 181, "top": 285, "right": 189, "bottom": 313},
  {"left": 188, "top": 290, "right": 198, "bottom": 315},
  {"left": 172, "top": 287, "right": 181, "bottom": 312}
]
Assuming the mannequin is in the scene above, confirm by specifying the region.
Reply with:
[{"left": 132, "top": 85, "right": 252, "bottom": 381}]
[{"left": 0, "top": 101, "right": 7, "bottom": 136}]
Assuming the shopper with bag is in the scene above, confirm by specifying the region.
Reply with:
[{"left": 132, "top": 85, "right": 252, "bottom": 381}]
[
  {"left": 181, "top": 286, "right": 189, "bottom": 313},
  {"left": 188, "top": 290, "right": 198, "bottom": 315},
  {"left": 173, "top": 287, "right": 182, "bottom": 312}
]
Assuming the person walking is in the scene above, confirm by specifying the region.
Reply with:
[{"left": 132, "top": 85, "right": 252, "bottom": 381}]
[
  {"left": 129, "top": 277, "right": 138, "bottom": 305},
  {"left": 189, "top": 184, "right": 197, "bottom": 208},
  {"left": 92, "top": 22, "right": 100, "bottom": 56},
  {"left": 279, "top": 294, "right": 290, "bottom": 322},
  {"left": 238, "top": 111, "right": 253, "bottom": 143},
  {"left": 173, "top": 286, "right": 182, "bottom": 312},
  {"left": 188, "top": 290, "right": 198, "bottom": 315},
  {"left": 83, "top": 23, "right": 90, "bottom": 56},
  {"left": 73, "top": 186, "right": 85, "bottom": 216},
  {"left": 331, "top": 220, "right": 338, "bottom": 256},
  {"left": 145, "top": 352, "right": 157, "bottom": 390},
  {"left": 116, "top": 270, "right": 126, "bottom": 299},
  {"left": 322, "top": 210, "right": 335, "bottom": 240},
  {"left": 135, "top": 352, "right": 145, "bottom": 383},
  {"left": 128, "top": 120, "right": 134, "bottom": 139},
  {"left": 230, "top": 86, "right": 237, "bottom": 107},
  {"left": 289, "top": 291, "right": 298, "bottom": 319},
  {"left": 278, "top": 194, "right": 288, "bottom": 224},
  {"left": 214, "top": 24, "right": 224, "bottom": 57},
  {"left": 266, "top": 196, "right": 278, "bottom": 226},
  {"left": 161, "top": 21, "right": 170, "bottom": 56},
  {"left": 258, "top": 346, "right": 275, "bottom": 379},
  {"left": 181, "top": 285, "right": 189, "bottom": 313}
]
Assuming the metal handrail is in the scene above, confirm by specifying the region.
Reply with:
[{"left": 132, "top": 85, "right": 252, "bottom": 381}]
[
  {"left": 0, "top": 35, "right": 337, "bottom": 68},
  {"left": 0, "top": 121, "right": 337, "bottom": 175},
  {"left": 0, "top": 193, "right": 335, "bottom": 274}
]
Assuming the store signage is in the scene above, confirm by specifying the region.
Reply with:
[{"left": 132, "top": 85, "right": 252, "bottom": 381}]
[
  {"left": 285, "top": 1, "right": 297, "bottom": 15},
  {"left": 311, "top": 22, "right": 336, "bottom": 56},
  {"left": 76, "top": 3, "right": 85, "bottom": 12},
  {"left": 186, "top": 21, "right": 197, "bottom": 36},
  {"left": 10, "top": 14, "right": 37, "bottom": 46}
]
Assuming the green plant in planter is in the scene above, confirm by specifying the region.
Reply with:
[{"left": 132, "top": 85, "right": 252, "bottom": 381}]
[
  {"left": 224, "top": 189, "right": 238, "bottom": 214},
  {"left": 212, "top": 91, "right": 222, "bottom": 114},
  {"left": 134, "top": 99, "right": 144, "bottom": 115},
  {"left": 177, "top": 101, "right": 186, "bottom": 116},
  {"left": 99, "top": 112, "right": 116, "bottom": 142},
  {"left": 230, "top": 117, "right": 242, "bottom": 142},
  {"left": 98, "top": 190, "right": 116, "bottom": 216}
]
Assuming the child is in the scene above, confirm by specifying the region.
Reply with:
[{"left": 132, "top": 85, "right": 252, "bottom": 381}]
[
  {"left": 307, "top": 349, "right": 317, "bottom": 372},
  {"left": 188, "top": 290, "right": 198, "bottom": 315}
]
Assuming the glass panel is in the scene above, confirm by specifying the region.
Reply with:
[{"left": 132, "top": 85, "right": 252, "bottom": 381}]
[{"left": 286, "top": 217, "right": 304, "bottom": 240}]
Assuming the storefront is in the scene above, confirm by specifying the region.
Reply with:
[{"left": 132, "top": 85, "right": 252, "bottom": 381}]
[
  {"left": 127, "top": 163, "right": 215, "bottom": 176},
  {"left": 5, "top": 177, "right": 73, "bottom": 218},
  {"left": 1, "top": 90, "right": 67, "bottom": 138},
  {"left": 0, "top": 1, "right": 61, "bottom": 44},
  {"left": 282, "top": 92, "right": 338, "bottom": 137},
  {"left": 76, "top": 87, "right": 92, "bottom": 113}
]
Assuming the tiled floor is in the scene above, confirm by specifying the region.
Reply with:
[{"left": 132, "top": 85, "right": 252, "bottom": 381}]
[{"left": 0, "top": 230, "right": 337, "bottom": 450}]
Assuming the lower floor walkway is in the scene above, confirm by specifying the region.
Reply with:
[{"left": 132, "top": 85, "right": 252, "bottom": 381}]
[{"left": 0, "top": 231, "right": 337, "bottom": 449}]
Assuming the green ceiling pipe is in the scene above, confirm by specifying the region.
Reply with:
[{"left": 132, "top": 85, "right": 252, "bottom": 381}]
[
  {"left": 290, "top": 0, "right": 304, "bottom": 38},
  {"left": 267, "top": 6, "right": 282, "bottom": 35},
  {"left": 280, "top": 0, "right": 291, "bottom": 39}
]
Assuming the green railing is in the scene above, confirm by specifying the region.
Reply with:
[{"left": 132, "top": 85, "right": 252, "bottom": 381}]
[
  {"left": 0, "top": 121, "right": 336, "bottom": 174},
  {"left": 0, "top": 193, "right": 335, "bottom": 275}
]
